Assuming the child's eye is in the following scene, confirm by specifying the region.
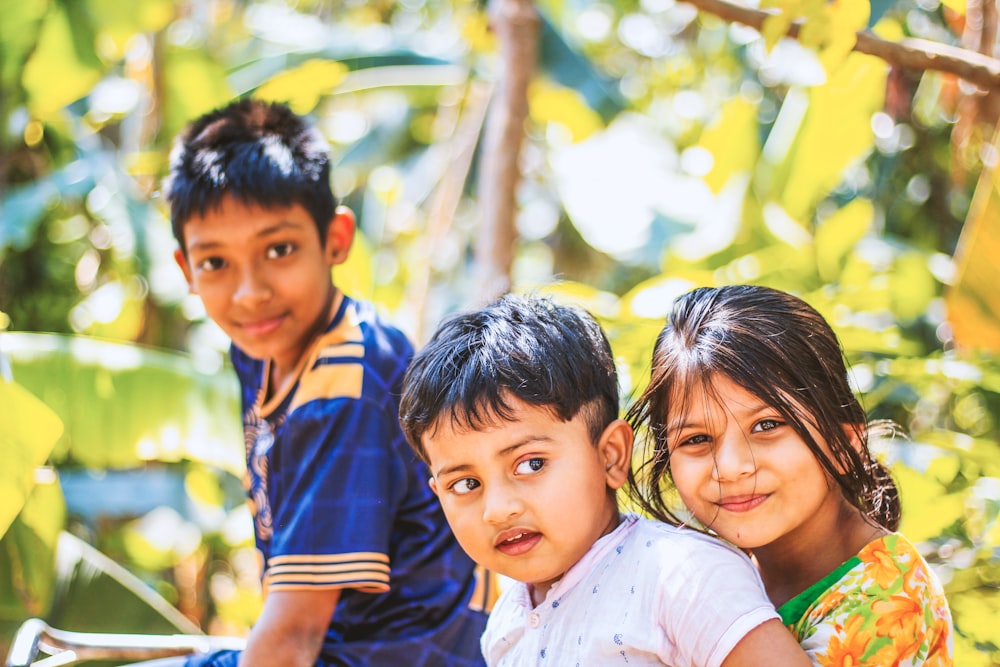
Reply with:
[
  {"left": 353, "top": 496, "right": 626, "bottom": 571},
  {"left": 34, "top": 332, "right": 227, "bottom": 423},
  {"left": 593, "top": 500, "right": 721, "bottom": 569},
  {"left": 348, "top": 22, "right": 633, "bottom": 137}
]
[
  {"left": 195, "top": 257, "right": 226, "bottom": 272},
  {"left": 514, "top": 458, "right": 545, "bottom": 475},
  {"left": 266, "top": 243, "right": 296, "bottom": 259},
  {"left": 449, "top": 478, "right": 480, "bottom": 496},
  {"left": 753, "top": 418, "right": 784, "bottom": 433},
  {"left": 676, "top": 434, "right": 711, "bottom": 448}
]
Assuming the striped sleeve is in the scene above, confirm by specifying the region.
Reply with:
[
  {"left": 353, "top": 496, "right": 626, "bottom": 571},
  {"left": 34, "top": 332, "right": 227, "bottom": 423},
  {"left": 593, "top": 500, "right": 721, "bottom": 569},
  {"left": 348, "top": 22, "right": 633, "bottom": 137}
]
[{"left": 264, "top": 551, "right": 391, "bottom": 593}]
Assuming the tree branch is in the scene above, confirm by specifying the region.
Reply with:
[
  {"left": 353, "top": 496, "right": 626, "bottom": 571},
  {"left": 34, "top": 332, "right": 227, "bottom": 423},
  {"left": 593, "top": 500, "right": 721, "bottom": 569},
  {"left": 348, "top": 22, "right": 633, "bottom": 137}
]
[
  {"left": 682, "top": 0, "right": 1000, "bottom": 91},
  {"left": 473, "top": 0, "right": 539, "bottom": 304}
]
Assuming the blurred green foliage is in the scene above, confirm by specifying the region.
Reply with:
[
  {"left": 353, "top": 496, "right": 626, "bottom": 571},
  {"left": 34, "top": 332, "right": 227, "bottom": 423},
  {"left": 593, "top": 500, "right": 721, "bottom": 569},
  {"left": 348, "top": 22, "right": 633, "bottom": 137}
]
[{"left": 2, "top": 0, "right": 999, "bottom": 664}]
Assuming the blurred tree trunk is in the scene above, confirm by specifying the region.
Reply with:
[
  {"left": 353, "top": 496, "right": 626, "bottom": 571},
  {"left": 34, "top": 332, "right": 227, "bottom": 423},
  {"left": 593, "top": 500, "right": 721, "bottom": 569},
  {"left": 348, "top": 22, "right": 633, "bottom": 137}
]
[
  {"left": 951, "top": 0, "right": 1000, "bottom": 183},
  {"left": 472, "top": 0, "right": 539, "bottom": 305}
]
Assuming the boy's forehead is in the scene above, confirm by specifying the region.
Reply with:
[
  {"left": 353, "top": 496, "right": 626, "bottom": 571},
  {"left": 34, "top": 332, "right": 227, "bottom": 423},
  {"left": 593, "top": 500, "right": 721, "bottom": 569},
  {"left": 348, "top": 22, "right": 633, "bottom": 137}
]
[
  {"left": 183, "top": 198, "right": 315, "bottom": 237},
  {"left": 422, "top": 401, "right": 577, "bottom": 472}
]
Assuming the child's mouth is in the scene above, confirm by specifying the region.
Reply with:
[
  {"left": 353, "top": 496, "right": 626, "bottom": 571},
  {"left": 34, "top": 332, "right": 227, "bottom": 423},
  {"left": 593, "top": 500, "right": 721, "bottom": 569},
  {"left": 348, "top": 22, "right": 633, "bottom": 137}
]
[
  {"left": 494, "top": 530, "right": 542, "bottom": 556},
  {"left": 240, "top": 316, "right": 284, "bottom": 337},
  {"left": 716, "top": 494, "right": 768, "bottom": 513}
]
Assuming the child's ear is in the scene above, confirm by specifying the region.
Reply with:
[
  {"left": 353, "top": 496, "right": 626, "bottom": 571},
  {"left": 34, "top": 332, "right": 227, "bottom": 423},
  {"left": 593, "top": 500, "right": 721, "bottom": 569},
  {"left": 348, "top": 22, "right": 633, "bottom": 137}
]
[
  {"left": 173, "top": 248, "right": 195, "bottom": 291},
  {"left": 428, "top": 477, "right": 440, "bottom": 497},
  {"left": 325, "top": 205, "right": 356, "bottom": 265},
  {"left": 834, "top": 423, "right": 868, "bottom": 474},
  {"left": 843, "top": 423, "right": 866, "bottom": 453},
  {"left": 599, "top": 419, "right": 633, "bottom": 491}
]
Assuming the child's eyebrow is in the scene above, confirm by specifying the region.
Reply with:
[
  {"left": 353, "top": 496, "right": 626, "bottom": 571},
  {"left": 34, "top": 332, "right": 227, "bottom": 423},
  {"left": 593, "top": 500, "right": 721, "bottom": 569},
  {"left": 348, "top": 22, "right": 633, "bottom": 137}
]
[
  {"left": 256, "top": 220, "right": 307, "bottom": 236},
  {"left": 431, "top": 437, "right": 553, "bottom": 478},
  {"left": 187, "top": 220, "right": 305, "bottom": 253},
  {"left": 434, "top": 462, "right": 473, "bottom": 478},
  {"left": 665, "top": 419, "right": 690, "bottom": 433}
]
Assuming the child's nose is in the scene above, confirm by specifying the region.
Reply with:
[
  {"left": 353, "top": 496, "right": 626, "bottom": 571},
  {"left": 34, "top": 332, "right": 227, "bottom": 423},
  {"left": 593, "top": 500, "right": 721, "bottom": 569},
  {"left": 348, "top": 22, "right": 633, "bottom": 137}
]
[
  {"left": 481, "top": 483, "right": 524, "bottom": 524},
  {"left": 712, "top": 434, "right": 757, "bottom": 482},
  {"left": 233, "top": 265, "right": 272, "bottom": 305}
]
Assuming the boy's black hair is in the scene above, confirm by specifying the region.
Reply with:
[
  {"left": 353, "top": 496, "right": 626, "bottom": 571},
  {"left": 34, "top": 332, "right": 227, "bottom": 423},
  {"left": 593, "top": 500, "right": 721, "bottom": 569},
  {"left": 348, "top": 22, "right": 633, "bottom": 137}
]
[
  {"left": 400, "top": 293, "right": 620, "bottom": 461},
  {"left": 626, "top": 284, "right": 901, "bottom": 532},
  {"left": 164, "top": 98, "right": 336, "bottom": 250}
]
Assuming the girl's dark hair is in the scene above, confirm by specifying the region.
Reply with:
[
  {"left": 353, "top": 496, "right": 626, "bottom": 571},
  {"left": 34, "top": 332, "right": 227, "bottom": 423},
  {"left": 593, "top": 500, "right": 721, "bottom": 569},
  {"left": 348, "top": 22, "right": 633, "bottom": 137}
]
[
  {"left": 399, "top": 293, "right": 620, "bottom": 462},
  {"left": 626, "top": 284, "right": 900, "bottom": 532},
  {"left": 165, "top": 98, "right": 336, "bottom": 250}
]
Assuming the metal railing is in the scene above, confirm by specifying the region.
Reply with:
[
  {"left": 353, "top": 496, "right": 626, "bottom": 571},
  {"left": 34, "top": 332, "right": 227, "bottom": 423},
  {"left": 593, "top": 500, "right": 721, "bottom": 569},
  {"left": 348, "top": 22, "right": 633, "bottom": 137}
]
[{"left": 6, "top": 619, "right": 246, "bottom": 667}]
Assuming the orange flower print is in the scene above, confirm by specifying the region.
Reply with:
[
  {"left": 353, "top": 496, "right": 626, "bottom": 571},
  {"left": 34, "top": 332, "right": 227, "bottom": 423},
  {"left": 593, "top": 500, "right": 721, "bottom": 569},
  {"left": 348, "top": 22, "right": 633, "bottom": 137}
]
[
  {"left": 866, "top": 643, "right": 903, "bottom": 667},
  {"left": 922, "top": 619, "right": 952, "bottom": 663},
  {"left": 902, "top": 557, "right": 929, "bottom": 596},
  {"left": 820, "top": 615, "right": 872, "bottom": 667},
  {"left": 813, "top": 591, "right": 847, "bottom": 618},
  {"left": 862, "top": 540, "right": 903, "bottom": 589},
  {"left": 872, "top": 595, "right": 922, "bottom": 660}
]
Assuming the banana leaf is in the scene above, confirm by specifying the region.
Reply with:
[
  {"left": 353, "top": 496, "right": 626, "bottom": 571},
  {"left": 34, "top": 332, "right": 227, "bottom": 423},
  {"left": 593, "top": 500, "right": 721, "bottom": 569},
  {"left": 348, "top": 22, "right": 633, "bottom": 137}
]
[
  {"left": 0, "top": 377, "right": 63, "bottom": 538},
  {"left": 0, "top": 333, "right": 242, "bottom": 475}
]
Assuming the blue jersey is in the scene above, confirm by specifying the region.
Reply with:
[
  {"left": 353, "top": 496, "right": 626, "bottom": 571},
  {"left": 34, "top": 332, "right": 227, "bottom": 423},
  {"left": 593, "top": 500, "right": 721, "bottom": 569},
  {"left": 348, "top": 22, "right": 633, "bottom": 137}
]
[{"left": 188, "top": 293, "right": 486, "bottom": 667}]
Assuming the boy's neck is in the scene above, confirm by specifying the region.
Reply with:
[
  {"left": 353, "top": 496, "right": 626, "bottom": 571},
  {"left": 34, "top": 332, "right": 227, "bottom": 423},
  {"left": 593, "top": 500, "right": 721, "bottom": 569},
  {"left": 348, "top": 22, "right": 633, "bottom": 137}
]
[
  {"left": 264, "top": 288, "right": 341, "bottom": 403},
  {"left": 527, "top": 510, "right": 624, "bottom": 608}
]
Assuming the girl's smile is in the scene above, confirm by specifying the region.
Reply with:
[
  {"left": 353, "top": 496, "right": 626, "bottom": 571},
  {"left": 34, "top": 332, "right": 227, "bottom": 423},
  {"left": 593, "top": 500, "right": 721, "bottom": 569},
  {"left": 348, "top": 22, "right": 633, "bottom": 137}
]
[{"left": 716, "top": 493, "right": 769, "bottom": 513}]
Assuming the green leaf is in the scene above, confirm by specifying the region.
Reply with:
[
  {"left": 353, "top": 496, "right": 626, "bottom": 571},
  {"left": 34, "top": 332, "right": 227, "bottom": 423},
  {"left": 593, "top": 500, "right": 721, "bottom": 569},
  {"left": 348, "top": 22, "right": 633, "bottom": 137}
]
[
  {"left": 534, "top": 280, "right": 622, "bottom": 319},
  {"left": 894, "top": 464, "right": 966, "bottom": 541},
  {"left": 814, "top": 198, "right": 873, "bottom": 282},
  {"left": 0, "top": 0, "right": 48, "bottom": 101},
  {"left": 772, "top": 54, "right": 887, "bottom": 220},
  {"left": 761, "top": 14, "right": 792, "bottom": 51},
  {"left": 698, "top": 97, "right": 761, "bottom": 195},
  {"left": 890, "top": 250, "right": 937, "bottom": 322},
  {"left": 21, "top": 0, "right": 102, "bottom": 117},
  {"left": 160, "top": 48, "right": 235, "bottom": 146},
  {"left": 945, "top": 151, "right": 1000, "bottom": 351},
  {"left": 84, "top": 0, "right": 174, "bottom": 51},
  {"left": 0, "top": 473, "right": 64, "bottom": 618},
  {"left": 46, "top": 531, "right": 201, "bottom": 634},
  {"left": 337, "top": 229, "right": 376, "bottom": 304},
  {"left": 529, "top": 79, "right": 605, "bottom": 143},
  {"left": 538, "top": 11, "right": 626, "bottom": 123},
  {"left": 1, "top": 333, "right": 243, "bottom": 475},
  {"left": 255, "top": 59, "right": 349, "bottom": 116},
  {"left": 0, "top": 157, "right": 100, "bottom": 253},
  {"left": 0, "top": 381, "right": 63, "bottom": 538},
  {"left": 950, "top": 588, "right": 1000, "bottom": 649}
]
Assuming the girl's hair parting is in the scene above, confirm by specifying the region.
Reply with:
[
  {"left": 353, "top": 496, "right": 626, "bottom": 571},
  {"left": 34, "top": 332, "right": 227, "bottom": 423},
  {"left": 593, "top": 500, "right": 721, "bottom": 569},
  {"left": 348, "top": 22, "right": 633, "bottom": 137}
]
[{"left": 626, "top": 284, "right": 901, "bottom": 532}]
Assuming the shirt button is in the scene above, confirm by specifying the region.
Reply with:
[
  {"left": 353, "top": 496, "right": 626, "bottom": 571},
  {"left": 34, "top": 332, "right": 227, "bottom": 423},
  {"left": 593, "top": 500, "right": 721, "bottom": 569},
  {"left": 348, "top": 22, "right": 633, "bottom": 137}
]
[{"left": 529, "top": 612, "right": 540, "bottom": 628}]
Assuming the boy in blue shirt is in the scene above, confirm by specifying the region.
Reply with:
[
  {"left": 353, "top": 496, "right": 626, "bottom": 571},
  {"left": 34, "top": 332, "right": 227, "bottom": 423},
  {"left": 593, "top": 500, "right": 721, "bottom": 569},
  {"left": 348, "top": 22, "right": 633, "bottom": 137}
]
[{"left": 164, "top": 98, "right": 487, "bottom": 667}]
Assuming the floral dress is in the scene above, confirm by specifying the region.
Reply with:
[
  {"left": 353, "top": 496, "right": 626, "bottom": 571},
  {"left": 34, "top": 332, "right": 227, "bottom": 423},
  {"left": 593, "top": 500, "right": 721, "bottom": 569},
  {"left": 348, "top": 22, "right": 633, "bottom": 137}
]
[{"left": 778, "top": 533, "right": 953, "bottom": 666}]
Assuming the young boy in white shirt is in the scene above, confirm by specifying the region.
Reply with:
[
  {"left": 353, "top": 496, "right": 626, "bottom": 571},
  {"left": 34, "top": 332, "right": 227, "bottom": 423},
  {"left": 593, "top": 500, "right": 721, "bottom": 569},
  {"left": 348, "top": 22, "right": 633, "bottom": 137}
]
[{"left": 398, "top": 293, "right": 813, "bottom": 666}]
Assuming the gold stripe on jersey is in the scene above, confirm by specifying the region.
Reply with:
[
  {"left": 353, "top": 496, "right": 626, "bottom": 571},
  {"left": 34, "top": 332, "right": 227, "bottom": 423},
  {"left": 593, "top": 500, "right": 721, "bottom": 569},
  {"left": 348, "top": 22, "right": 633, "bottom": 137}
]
[
  {"left": 269, "top": 552, "right": 390, "bottom": 566},
  {"left": 264, "top": 551, "right": 392, "bottom": 592},
  {"left": 291, "top": 361, "right": 364, "bottom": 410},
  {"left": 317, "top": 342, "right": 365, "bottom": 360},
  {"left": 266, "top": 577, "right": 391, "bottom": 594},
  {"left": 288, "top": 302, "right": 368, "bottom": 411}
]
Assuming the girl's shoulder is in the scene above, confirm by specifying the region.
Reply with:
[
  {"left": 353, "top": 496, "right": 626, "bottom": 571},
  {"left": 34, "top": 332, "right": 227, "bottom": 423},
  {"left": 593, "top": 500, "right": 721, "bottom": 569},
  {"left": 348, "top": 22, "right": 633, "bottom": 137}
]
[
  {"left": 790, "top": 532, "right": 951, "bottom": 622},
  {"left": 788, "top": 532, "right": 954, "bottom": 665},
  {"left": 856, "top": 532, "right": 950, "bottom": 600}
]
